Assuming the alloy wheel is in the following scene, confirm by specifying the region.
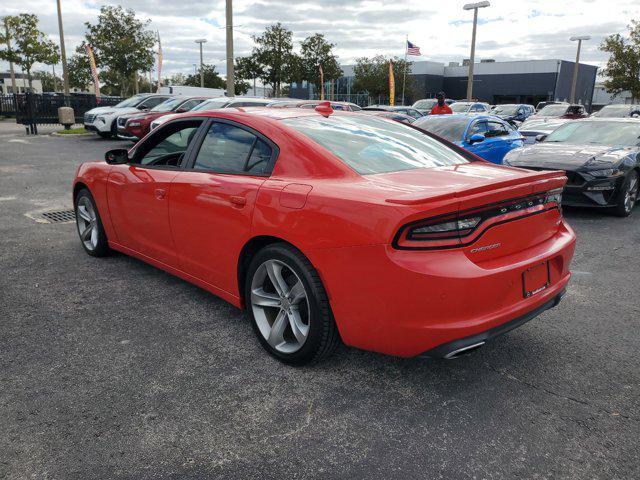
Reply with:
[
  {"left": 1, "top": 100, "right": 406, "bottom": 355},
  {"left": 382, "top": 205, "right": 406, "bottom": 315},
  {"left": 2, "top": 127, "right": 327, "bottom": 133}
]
[
  {"left": 250, "top": 259, "right": 310, "bottom": 354},
  {"left": 76, "top": 196, "right": 98, "bottom": 251},
  {"left": 624, "top": 175, "right": 638, "bottom": 213}
]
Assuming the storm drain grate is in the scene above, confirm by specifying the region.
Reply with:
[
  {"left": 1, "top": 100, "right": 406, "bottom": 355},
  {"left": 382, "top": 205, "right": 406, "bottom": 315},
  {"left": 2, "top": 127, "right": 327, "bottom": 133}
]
[{"left": 41, "top": 209, "right": 76, "bottom": 223}]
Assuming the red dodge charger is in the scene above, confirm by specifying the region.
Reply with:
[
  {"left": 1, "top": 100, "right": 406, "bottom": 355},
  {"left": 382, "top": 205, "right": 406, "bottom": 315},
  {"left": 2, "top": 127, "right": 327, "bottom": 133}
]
[{"left": 72, "top": 104, "right": 576, "bottom": 364}]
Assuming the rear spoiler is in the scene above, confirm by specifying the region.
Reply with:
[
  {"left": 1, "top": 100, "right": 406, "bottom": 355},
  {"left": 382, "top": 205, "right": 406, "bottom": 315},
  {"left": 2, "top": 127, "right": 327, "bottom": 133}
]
[{"left": 386, "top": 170, "right": 567, "bottom": 206}]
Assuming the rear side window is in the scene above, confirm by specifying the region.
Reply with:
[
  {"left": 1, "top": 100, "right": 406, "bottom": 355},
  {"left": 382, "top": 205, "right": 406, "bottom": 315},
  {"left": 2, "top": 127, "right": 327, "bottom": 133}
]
[
  {"left": 283, "top": 115, "right": 468, "bottom": 175},
  {"left": 192, "top": 122, "right": 274, "bottom": 175}
]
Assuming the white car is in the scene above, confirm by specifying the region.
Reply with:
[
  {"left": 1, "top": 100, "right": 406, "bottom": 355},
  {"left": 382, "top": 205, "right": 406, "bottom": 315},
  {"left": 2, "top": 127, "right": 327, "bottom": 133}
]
[
  {"left": 149, "top": 96, "right": 272, "bottom": 130},
  {"left": 449, "top": 101, "right": 491, "bottom": 114},
  {"left": 84, "top": 94, "right": 173, "bottom": 138}
]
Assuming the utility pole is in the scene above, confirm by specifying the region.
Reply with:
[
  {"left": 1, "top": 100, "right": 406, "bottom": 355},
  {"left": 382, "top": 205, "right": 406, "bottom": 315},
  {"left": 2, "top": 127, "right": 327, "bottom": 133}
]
[
  {"left": 570, "top": 35, "right": 591, "bottom": 104},
  {"left": 52, "top": 64, "right": 58, "bottom": 92},
  {"left": 55, "top": 0, "right": 70, "bottom": 95},
  {"left": 195, "top": 39, "right": 207, "bottom": 88},
  {"left": 463, "top": 1, "right": 490, "bottom": 101},
  {"left": 225, "top": 0, "right": 235, "bottom": 96},
  {"left": 3, "top": 17, "right": 17, "bottom": 94}
]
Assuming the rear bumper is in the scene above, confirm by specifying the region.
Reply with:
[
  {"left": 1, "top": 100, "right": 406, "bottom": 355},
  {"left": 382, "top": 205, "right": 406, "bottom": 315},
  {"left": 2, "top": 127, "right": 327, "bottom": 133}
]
[
  {"left": 421, "top": 288, "right": 566, "bottom": 358},
  {"left": 308, "top": 219, "right": 576, "bottom": 357}
]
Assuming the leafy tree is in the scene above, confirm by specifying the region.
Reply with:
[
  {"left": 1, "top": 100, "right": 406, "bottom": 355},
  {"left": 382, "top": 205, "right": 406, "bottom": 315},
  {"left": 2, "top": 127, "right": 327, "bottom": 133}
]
[
  {"left": 235, "top": 54, "right": 264, "bottom": 95},
  {"left": 234, "top": 80, "right": 251, "bottom": 95},
  {"left": 600, "top": 21, "right": 640, "bottom": 102},
  {"left": 167, "top": 72, "right": 187, "bottom": 86},
  {"left": 252, "top": 23, "right": 296, "bottom": 97},
  {"left": 353, "top": 55, "right": 413, "bottom": 102},
  {"left": 33, "top": 70, "right": 62, "bottom": 92},
  {"left": 67, "top": 45, "right": 92, "bottom": 91},
  {"left": 299, "top": 34, "right": 342, "bottom": 93},
  {"left": 84, "top": 6, "right": 155, "bottom": 96},
  {"left": 0, "top": 14, "right": 59, "bottom": 91},
  {"left": 184, "top": 64, "right": 225, "bottom": 89}
]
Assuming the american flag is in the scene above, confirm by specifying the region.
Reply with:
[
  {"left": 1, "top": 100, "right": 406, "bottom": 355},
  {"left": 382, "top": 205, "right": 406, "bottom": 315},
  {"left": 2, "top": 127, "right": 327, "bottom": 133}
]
[{"left": 407, "top": 40, "right": 421, "bottom": 56}]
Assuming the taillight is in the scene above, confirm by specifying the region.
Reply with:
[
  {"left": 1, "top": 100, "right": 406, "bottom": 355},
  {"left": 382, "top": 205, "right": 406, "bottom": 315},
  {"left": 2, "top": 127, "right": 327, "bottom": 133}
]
[{"left": 394, "top": 189, "right": 562, "bottom": 250}]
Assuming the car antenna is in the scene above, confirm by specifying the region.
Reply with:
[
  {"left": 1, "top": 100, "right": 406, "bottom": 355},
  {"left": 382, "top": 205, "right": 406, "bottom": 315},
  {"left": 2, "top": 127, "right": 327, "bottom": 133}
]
[{"left": 315, "top": 101, "right": 333, "bottom": 118}]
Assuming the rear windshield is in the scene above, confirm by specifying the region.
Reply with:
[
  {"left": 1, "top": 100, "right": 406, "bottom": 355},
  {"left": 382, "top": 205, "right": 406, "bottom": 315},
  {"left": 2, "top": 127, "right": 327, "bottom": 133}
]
[
  {"left": 414, "top": 99, "right": 437, "bottom": 109},
  {"left": 537, "top": 104, "right": 569, "bottom": 116},
  {"left": 450, "top": 103, "right": 472, "bottom": 113},
  {"left": 282, "top": 115, "right": 468, "bottom": 175},
  {"left": 593, "top": 106, "right": 631, "bottom": 118},
  {"left": 412, "top": 116, "right": 468, "bottom": 142}
]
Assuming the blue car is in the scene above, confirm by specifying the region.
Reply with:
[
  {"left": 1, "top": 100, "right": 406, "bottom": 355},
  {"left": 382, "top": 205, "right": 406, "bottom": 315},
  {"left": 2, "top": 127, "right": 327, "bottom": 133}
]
[{"left": 413, "top": 114, "right": 524, "bottom": 164}]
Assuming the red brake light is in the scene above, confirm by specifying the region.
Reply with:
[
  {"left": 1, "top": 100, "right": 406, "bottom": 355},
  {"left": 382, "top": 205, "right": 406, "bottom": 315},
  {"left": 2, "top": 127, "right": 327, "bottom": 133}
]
[{"left": 394, "top": 189, "right": 563, "bottom": 250}]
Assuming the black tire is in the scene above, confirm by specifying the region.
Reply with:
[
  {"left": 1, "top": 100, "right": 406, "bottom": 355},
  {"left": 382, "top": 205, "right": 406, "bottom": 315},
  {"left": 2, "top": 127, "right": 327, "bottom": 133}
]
[
  {"left": 244, "top": 243, "right": 340, "bottom": 365},
  {"left": 97, "top": 131, "right": 112, "bottom": 139},
  {"left": 611, "top": 170, "right": 638, "bottom": 217},
  {"left": 74, "top": 188, "right": 111, "bottom": 257}
]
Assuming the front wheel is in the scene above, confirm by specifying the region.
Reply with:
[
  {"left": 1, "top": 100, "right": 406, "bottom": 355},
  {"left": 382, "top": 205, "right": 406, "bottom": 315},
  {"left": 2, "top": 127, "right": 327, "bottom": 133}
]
[
  {"left": 97, "top": 131, "right": 112, "bottom": 138},
  {"left": 612, "top": 170, "right": 638, "bottom": 217},
  {"left": 75, "top": 188, "right": 111, "bottom": 256},
  {"left": 245, "top": 243, "right": 340, "bottom": 365}
]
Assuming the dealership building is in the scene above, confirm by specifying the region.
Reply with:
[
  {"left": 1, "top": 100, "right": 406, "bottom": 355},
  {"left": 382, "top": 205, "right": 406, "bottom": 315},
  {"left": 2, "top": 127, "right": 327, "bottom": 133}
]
[{"left": 292, "top": 59, "right": 598, "bottom": 107}]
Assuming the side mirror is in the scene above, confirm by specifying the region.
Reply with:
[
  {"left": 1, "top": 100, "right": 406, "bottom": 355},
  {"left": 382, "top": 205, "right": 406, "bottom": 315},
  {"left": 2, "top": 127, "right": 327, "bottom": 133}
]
[
  {"left": 175, "top": 107, "right": 187, "bottom": 113},
  {"left": 137, "top": 105, "right": 148, "bottom": 110},
  {"left": 468, "top": 133, "right": 485, "bottom": 144},
  {"left": 105, "top": 149, "right": 129, "bottom": 164},
  {"left": 535, "top": 134, "right": 547, "bottom": 142}
]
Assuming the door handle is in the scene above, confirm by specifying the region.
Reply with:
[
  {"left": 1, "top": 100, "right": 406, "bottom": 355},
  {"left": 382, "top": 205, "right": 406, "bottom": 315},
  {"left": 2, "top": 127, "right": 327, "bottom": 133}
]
[
  {"left": 155, "top": 188, "right": 167, "bottom": 200},
  {"left": 230, "top": 196, "right": 246, "bottom": 207}
]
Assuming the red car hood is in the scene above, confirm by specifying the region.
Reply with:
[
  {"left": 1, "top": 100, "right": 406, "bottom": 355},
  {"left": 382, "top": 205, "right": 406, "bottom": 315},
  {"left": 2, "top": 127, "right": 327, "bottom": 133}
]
[{"left": 366, "top": 162, "right": 565, "bottom": 205}]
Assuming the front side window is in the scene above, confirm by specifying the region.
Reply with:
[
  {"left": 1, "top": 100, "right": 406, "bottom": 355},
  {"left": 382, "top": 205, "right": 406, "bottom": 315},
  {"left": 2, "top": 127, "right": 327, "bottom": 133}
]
[
  {"left": 192, "top": 122, "right": 274, "bottom": 175},
  {"left": 485, "top": 121, "right": 509, "bottom": 138},
  {"left": 283, "top": 115, "right": 469, "bottom": 175},
  {"left": 467, "top": 120, "right": 488, "bottom": 138},
  {"left": 133, "top": 121, "right": 202, "bottom": 166}
]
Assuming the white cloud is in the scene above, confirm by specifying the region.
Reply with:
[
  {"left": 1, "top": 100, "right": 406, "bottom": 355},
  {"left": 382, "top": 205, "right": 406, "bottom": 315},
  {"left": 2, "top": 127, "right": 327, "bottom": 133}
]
[{"left": 0, "top": 0, "right": 635, "bottom": 78}]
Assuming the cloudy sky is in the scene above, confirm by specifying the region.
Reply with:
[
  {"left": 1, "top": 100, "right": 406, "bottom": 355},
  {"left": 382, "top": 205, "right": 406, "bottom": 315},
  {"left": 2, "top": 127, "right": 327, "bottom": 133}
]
[{"left": 1, "top": 0, "right": 638, "bottom": 78}]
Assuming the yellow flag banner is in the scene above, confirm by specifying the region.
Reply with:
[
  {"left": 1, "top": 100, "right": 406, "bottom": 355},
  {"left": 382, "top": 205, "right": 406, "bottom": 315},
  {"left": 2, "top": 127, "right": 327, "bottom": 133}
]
[
  {"left": 85, "top": 44, "right": 100, "bottom": 103},
  {"left": 389, "top": 60, "right": 395, "bottom": 106}
]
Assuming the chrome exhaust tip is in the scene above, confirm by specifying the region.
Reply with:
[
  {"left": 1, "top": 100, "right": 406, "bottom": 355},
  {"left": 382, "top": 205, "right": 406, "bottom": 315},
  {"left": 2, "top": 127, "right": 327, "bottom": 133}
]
[{"left": 443, "top": 341, "right": 486, "bottom": 359}]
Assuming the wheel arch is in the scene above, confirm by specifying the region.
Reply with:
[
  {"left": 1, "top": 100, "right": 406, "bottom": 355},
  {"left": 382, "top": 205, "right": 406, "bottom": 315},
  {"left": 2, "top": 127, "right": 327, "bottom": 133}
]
[
  {"left": 73, "top": 181, "right": 90, "bottom": 204},
  {"left": 237, "top": 235, "right": 309, "bottom": 308}
]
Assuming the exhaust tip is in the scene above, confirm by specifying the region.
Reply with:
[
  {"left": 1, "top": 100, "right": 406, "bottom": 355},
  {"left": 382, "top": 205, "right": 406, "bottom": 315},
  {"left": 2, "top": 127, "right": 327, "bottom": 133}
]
[{"left": 443, "top": 341, "right": 486, "bottom": 359}]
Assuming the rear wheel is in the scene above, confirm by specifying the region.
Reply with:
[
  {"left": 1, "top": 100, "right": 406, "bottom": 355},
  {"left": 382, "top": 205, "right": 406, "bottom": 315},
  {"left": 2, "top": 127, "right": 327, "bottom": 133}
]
[
  {"left": 75, "top": 189, "right": 110, "bottom": 256},
  {"left": 612, "top": 170, "right": 638, "bottom": 217},
  {"left": 245, "top": 243, "right": 340, "bottom": 365}
]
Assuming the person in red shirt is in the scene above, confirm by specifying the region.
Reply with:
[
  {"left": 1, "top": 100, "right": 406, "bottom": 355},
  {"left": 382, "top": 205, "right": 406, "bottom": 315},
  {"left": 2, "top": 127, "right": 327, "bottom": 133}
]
[{"left": 430, "top": 92, "right": 453, "bottom": 115}]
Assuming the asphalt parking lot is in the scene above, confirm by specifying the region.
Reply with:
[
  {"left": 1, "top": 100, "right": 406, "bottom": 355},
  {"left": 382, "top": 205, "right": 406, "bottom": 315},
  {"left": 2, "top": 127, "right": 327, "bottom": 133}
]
[{"left": 1, "top": 119, "right": 639, "bottom": 479}]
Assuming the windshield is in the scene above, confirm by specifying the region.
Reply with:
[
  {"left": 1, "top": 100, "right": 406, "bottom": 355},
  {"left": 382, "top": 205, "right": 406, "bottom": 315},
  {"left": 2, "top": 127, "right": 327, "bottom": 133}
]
[
  {"left": 413, "top": 116, "right": 468, "bottom": 142},
  {"left": 114, "top": 95, "right": 145, "bottom": 108},
  {"left": 150, "top": 97, "right": 184, "bottom": 112},
  {"left": 537, "top": 104, "right": 569, "bottom": 116},
  {"left": 413, "top": 99, "right": 437, "bottom": 109},
  {"left": 544, "top": 121, "right": 640, "bottom": 146},
  {"left": 450, "top": 103, "right": 472, "bottom": 113},
  {"left": 491, "top": 105, "right": 518, "bottom": 115},
  {"left": 191, "top": 98, "right": 229, "bottom": 111},
  {"left": 593, "top": 106, "right": 631, "bottom": 118},
  {"left": 283, "top": 115, "right": 469, "bottom": 175}
]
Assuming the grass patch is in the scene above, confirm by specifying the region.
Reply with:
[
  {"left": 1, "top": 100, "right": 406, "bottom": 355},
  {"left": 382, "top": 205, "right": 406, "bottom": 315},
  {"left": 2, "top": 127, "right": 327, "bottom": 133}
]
[{"left": 56, "top": 127, "right": 88, "bottom": 135}]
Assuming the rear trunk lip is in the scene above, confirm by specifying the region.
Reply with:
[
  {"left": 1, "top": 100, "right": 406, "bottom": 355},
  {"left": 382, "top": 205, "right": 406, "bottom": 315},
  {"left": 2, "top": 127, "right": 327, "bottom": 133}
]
[{"left": 385, "top": 169, "right": 566, "bottom": 205}]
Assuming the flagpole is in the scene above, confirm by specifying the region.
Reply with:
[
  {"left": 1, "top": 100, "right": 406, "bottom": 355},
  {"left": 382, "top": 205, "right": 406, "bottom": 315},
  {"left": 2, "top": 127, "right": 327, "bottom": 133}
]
[{"left": 401, "top": 34, "right": 408, "bottom": 106}]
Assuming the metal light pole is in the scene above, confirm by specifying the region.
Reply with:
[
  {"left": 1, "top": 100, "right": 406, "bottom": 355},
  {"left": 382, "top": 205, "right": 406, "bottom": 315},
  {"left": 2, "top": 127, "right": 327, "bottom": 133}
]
[
  {"left": 569, "top": 35, "right": 591, "bottom": 104},
  {"left": 195, "top": 39, "right": 207, "bottom": 88},
  {"left": 225, "top": 0, "right": 234, "bottom": 96},
  {"left": 55, "top": 0, "right": 70, "bottom": 95},
  {"left": 3, "top": 17, "right": 18, "bottom": 94},
  {"left": 463, "top": 1, "right": 490, "bottom": 101}
]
